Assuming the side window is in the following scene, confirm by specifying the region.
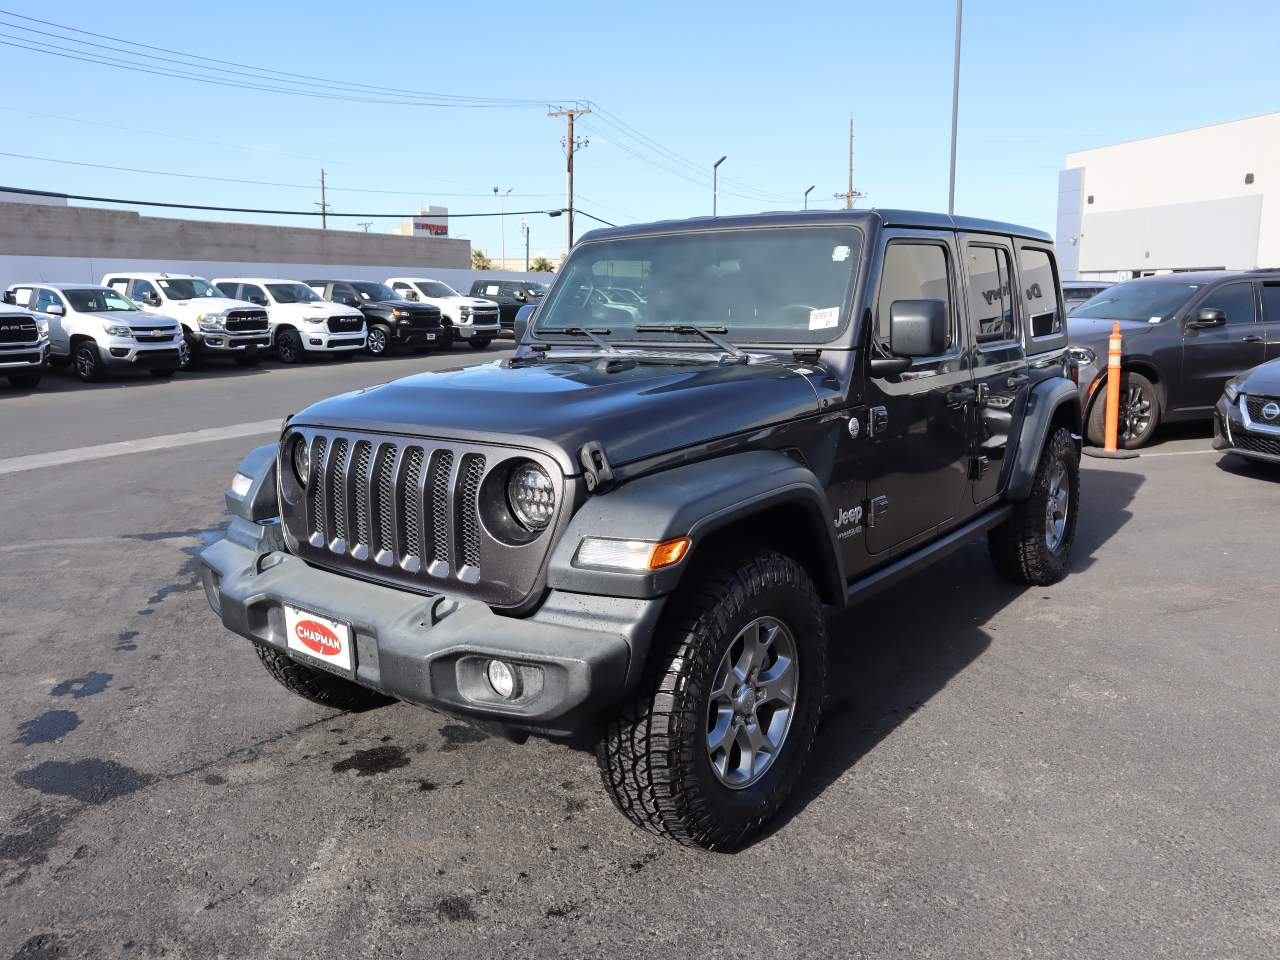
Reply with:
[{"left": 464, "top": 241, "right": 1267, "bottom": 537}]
[
  {"left": 1261, "top": 284, "right": 1280, "bottom": 324},
  {"left": 130, "top": 279, "right": 159, "bottom": 303},
  {"left": 874, "top": 242, "right": 954, "bottom": 351},
  {"left": 240, "top": 284, "right": 266, "bottom": 304},
  {"left": 215, "top": 282, "right": 239, "bottom": 299},
  {"left": 391, "top": 282, "right": 416, "bottom": 299},
  {"left": 330, "top": 284, "right": 357, "bottom": 305},
  {"left": 106, "top": 279, "right": 130, "bottom": 297},
  {"left": 1019, "top": 247, "right": 1062, "bottom": 337},
  {"left": 7, "top": 286, "right": 35, "bottom": 308},
  {"left": 1202, "top": 282, "right": 1256, "bottom": 325},
  {"left": 33, "top": 289, "right": 63, "bottom": 313},
  {"left": 965, "top": 244, "right": 1017, "bottom": 344}
]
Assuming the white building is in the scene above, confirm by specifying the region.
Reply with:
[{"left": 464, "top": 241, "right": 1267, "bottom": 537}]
[
  {"left": 1056, "top": 112, "right": 1280, "bottom": 280},
  {"left": 392, "top": 205, "right": 450, "bottom": 238}
]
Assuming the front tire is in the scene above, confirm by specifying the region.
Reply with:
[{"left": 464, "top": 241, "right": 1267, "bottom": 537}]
[
  {"left": 180, "top": 333, "right": 201, "bottom": 370},
  {"left": 988, "top": 425, "right": 1080, "bottom": 586},
  {"left": 366, "top": 324, "right": 392, "bottom": 357},
  {"left": 73, "top": 342, "right": 106, "bottom": 382},
  {"left": 275, "top": 329, "right": 305, "bottom": 364},
  {"left": 596, "top": 549, "right": 826, "bottom": 850},
  {"left": 254, "top": 644, "right": 393, "bottom": 711},
  {"left": 1086, "top": 370, "right": 1159, "bottom": 448}
]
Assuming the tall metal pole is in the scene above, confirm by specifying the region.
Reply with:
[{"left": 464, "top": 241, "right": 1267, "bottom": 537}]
[
  {"left": 948, "top": 0, "right": 963, "bottom": 216},
  {"left": 498, "top": 187, "right": 512, "bottom": 268},
  {"left": 319, "top": 168, "right": 327, "bottom": 230},
  {"left": 846, "top": 119, "right": 853, "bottom": 209},
  {"left": 713, "top": 155, "right": 727, "bottom": 217},
  {"left": 804, "top": 185, "right": 815, "bottom": 210}
]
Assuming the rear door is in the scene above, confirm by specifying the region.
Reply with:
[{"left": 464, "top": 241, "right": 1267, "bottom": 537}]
[
  {"left": 863, "top": 230, "right": 973, "bottom": 555},
  {"left": 959, "top": 235, "right": 1032, "bottom": 504},
  {"left": 1260, "top": 282, "right": 1280, "bottom": 362},
  {"left": 1180, "top": 281, "right": 1264, "bottom": 409}
]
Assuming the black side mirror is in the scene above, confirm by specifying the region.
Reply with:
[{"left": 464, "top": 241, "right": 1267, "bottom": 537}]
[
  {"left": 889, "top": 298, "right": 948, "bottom": 357},
  {"left": 513, "top": 290, "right": 527, "bottom": 302},
  {"left": 513, "top": 303, "right": 536, "bottom": 343},
  {"left": 1189, "top": 307, "right": 1226, "bottom": 329},
  {"left": 145, "top": 293, "right": 161, "bottom": 307},
  {"left": 250, "top": 295, "right": 267, "bottom": 306}
]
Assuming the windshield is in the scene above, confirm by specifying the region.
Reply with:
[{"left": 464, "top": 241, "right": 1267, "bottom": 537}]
[
  {"left": 1071, "top": 280, "right": 1203, "bottom": 323},
  {"left": 535, "top": 226, "right": 862, "bottom": 345},
  {"left": 267, "top": 283, "right": 321, "bottom": 304},
  {"left": 416, "top": 280, "right": 458, "bottom": 298},
  {"left": 525, "top": 283, "right": 548, "bottom": 296},
  {"left": 157, "top": 277, "right": 220, "bottom": 300},
  {"left": 351, "top": 281, "right": 402, "bottom": 302},
  {"left": 65, "top": 288, "right": 138, "bottom": 313}
]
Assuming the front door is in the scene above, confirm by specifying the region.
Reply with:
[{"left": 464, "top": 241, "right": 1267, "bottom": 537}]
[
  {"left": 32, "top": 288, "right": 70, "bottom": 354},
  {"left": 863, "top": 231, "right": 973, "bottom": 555},
  {"left": 1260, "top": 282, "right": 1280, "bottom": 362},
  {"left": 960, "top": 235, "right": 1032, "bottom": 503},
  {"left": 1181, "top": 281, "right": 1264, "bottom": 410}
]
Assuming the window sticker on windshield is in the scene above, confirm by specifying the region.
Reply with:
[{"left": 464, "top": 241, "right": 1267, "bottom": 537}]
[
  {"left": 832, "top": 245, "right": 851, "bottom": 262},
  {"left": 809, "top": 307, "right": 839, "bottom": 330},
  {"left": 1149, "top": 316, "right": 1162, "bottom": 323}
]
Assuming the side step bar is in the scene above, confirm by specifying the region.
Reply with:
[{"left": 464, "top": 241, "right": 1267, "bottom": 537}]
[{"left": 845, "top": 504, "right": 1014, "bottom": 606}]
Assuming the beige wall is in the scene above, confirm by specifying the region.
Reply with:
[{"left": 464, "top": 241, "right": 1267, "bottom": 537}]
[{"left": 0, "top": 201, "right": 470, "bottom": 268}]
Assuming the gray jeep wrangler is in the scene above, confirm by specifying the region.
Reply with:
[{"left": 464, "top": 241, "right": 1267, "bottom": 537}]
[{"left": 201, "top": 210, "right": 1082, "bottom": 849}]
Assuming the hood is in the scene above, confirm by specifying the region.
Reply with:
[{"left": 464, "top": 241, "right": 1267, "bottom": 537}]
[
  {"left": 461, "top": 297, "right": 498, "bottom": 308},
  {"left": 1240, "top": 356, "right": 1280, "bottom": 396},
  {"left": 84, "top": 311, "right": 180, "bottom": 327},
  {"left": 160, "top": 297, "right": 261, "bottom": 314},
  {"left": 271, "top": 301, "right": 359, "bottom": 319},
  {"left": 1067, "top": 315, "right": 1163, "bottom": 347},
  {"left": 365, "top": 300, "right": 436, "bottom": 313},
  {"left": 292, "top": 355, "right": 822, "bottom": 473}
]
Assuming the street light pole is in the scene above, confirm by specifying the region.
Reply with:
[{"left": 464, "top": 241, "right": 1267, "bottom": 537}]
[
  {"left": 948, "top": 0, "right": 963, "bottom": 216},
  {"left": 495, "top": 187, "right": 512, "bottom": 268},
  {"left": 520, "top": 217, "right": 529, "bottom": 272},
  {"left": 713, "top": 155, "right": 727, "bottom": 217},
  {"left": 804, "top": 185, "right": 815, "bottom": 210}
]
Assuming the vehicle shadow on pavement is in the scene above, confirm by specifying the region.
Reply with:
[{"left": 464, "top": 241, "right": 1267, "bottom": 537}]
[
  {"left": 762, "top": 464, "right": 1144, "bottom": 843},
  {"left": 1214, "top": 453, "right": 1280, "bottom": 484},
  {"left": 27, "top": 363, "right": 273, "bottom": 394}
]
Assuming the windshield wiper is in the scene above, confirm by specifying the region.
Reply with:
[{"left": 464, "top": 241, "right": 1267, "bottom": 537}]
[
  {"left": 556, "top": 326, "right": 618, "bottom": 352},
  {"left": 634, "top": 323, "right": 745, "bottom": 358}
]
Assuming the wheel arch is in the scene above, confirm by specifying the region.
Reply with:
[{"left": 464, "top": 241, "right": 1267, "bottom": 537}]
[
  {"left": 1007, "top": 377, "right": 1082, "bottom": 500},
  {"left": 1085, "top": 360, "right": 1166, "bottom": 420}
]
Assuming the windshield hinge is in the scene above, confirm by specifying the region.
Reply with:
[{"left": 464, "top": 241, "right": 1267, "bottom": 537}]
[
  {"left": 792, "top": 348, "right": 822, "bottom": 363},
  {"left": 579, "top": 441, "right": 615, "bottom": 494}
]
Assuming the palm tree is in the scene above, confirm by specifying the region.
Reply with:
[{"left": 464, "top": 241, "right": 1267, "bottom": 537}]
[
  {"left": 471, "top": 249, "right": 493, "bottom": 270},
  {"left": 529, "top": 256, "right": 555, "bottom": 273}
]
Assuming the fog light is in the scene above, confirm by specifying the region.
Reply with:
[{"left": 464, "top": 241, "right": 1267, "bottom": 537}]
[
  {"left": 486, "top": 659, "right": 520, "bottom": 699},
  {"left": 309, "top": 338, "right": 322, "bottom": 345}
]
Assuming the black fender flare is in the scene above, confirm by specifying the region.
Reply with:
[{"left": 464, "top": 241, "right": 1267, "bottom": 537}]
[
  {"left": 1007, "top": 377, "right": 1081, "bottom": 500},
  {"left": 546, "top": 449, "right": 843, "bottom": 601}
]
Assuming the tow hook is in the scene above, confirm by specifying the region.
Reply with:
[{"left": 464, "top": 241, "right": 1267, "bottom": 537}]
[{"left": 579, "top": 441, "right": 614, "bottom": 494}]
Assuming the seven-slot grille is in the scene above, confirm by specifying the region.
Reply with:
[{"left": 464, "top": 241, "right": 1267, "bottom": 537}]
[
  {"left": 0, "top": 315, "right": 39, "bottom": 344},
  {"left": 327, "top": 315, "right": 364, "bottom": 334},
  {"left": 299, "top": 433, "right": 487, "bottom": 584},
  {"left": 1244, "top": 395, "right": 1280, "bottom": 423},
  {"left": 225, "top": 310, "right": 270, "bottom": 333}
]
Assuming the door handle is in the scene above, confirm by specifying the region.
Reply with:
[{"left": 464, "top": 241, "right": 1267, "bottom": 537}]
[
  {"left": 945, "top": 386, "right": 977, "bottom": 407},
  {"left": 1240, "top": 335, "right": 1264, "bottom": 343},
  {"left": 1005, "top": 373, "right": 1030, "bottom": 387}
]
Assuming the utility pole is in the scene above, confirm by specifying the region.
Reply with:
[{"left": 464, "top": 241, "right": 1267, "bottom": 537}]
[
  {"left": 316, "top": 168, "right": 330, "bottom": 229},
  {"left": 832, "top": 119, "right": 865, "bottom": 208},
  {"left": 548, "top": 105, "right": 591, "bottom": 254},
  {"left": 520, "top": 217, "right": 530, "bottom": 272},
  {"left": 948, "top": 0, "right": 963, "bottom": 215},
  {"left": 357, "top": 222, "right": 372, "bottom": 233},
  {"left": 494, "top": 187, "right": 512, "bottom": 268}
]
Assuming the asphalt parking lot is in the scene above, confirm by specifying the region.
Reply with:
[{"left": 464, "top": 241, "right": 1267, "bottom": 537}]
[{"left": 2, "top": 352, "right": 1278, "bottom": 959}]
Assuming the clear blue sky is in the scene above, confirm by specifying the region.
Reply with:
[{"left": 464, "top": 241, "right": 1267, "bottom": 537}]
[{"left": 1, "top": 0, "right": 1276, "bottom": 259}]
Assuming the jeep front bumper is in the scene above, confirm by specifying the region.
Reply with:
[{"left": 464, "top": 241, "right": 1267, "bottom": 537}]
[{"left": 200, "top": 521, "right": 661, "bottom": 736}]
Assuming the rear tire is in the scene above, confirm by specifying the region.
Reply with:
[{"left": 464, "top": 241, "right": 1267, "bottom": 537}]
[
  {"left": 275, "top": 329, "right": 305, "bottom": 364},
  {"left": 988, "top": 425, "right": 1080, "bottom": 586},
  {"left": 596, "top": 549, "right": 826, "bottom": 850},
  {"left": 1086, "top": 370, "right": 1159, "bottom": 449},
  {"left": 73, "top": 341, "right": 106, "bottom": 382},
  {"left": 7, "top": 372, "right": 42, "bottom": 388},
  {"left": 254, "top": 644, "right": 394, "bottom": 711}
]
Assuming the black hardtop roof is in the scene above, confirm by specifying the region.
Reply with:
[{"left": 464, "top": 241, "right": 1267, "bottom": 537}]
[{"left": 577, "top": 208, "right": 1053, "bottom": 245}]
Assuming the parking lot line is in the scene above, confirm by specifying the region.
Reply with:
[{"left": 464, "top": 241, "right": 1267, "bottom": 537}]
[{"left": 0, "top": 419, "right": 279, "bottom": 476}]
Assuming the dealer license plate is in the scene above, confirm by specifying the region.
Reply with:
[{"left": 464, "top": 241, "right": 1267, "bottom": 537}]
[{"left": 283, "top": 605, "right": 354, "bottom": 675}]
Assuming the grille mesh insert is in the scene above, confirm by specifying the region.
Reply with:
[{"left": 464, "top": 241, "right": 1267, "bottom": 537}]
[
  {"left": 308, "top": 436, "right": 327, "bottom": 532},
  {"left": 428, "top": 450, "right": 454, "bottom": 566},
  {"left": 330, "top": 439, "right": 349, "bottom": 543},
  {"left": 460, "top": 455, "right": 486, "bottom": 568},
  {"left": 401, "top": 447, "right": 425, "bottom": 560},
  {"left": 376, "top": 446, "right": 398, "bottom": 555}
]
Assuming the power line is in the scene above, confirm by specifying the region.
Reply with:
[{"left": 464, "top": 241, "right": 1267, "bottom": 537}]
[{"left": 0, "top": 184, "right": 611, "bottom": 223}]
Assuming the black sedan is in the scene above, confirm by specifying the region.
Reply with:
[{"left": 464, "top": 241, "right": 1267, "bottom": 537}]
[{"left": 1214, "top": 358, "right": 1280, "bottom": 464}]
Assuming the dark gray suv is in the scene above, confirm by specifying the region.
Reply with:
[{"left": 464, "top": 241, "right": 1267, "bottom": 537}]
[{"left": 1068, "top": 272, "right": 1280, "bottom": 448}]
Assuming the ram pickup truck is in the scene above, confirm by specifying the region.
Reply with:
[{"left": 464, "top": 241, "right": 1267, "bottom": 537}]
[
  {"left": 386, "top": 277, "right": 500, "bottom": 349},
  {"left": 102, "top": 273, "right": 269, "bottom": 369},
  {"left": 0, "top": 301, "right": 49, "bottom": 388},
  {"left": 202, "top": 210, "right": 1083, "bottom": 850},
  {"left": 305, "top": 280, "right": 444, "bottom": 356},
  {"left": 6, "top": 283, "right": 182, "bottom": 381},
  {"left": 213, "top": 278, "right": 366, "bottom": 363}
]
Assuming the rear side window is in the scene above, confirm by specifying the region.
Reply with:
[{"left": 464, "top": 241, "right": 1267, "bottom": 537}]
[
  {"left": 874, "top": 242, "right": 954, "bottom": 350},
  {"left": 215, "top": 282, "right": 239, "bottom": 299},
  {"left": 1262, "top": 284, "right": 1280, "bottom": 323},
  {"left": 965, "top": 245, "right": 1017, "bottom": 344},
  {"left": 1019, "top": 248, "right": 1062, "bottom": 337},
  {"left": 1202, "top": 282, "right": 1256, "bottom": 325}
]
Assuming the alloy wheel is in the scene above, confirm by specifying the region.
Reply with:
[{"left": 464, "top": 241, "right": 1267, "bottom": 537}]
[
  {"left": 1120, "top": 384, "right": 1152, "bottom": 441},
  {"left": 1044, "top": 459, "right": 1069, "bottom": 550},
  {"left": 705, "top": 616, "right": 799, "bottom": 789},
  {"left": 368, "top": 329, "right": 387, "bottom": 355},
  {"left": 75, "top": 347, "right": 97, "bottom": 381}
]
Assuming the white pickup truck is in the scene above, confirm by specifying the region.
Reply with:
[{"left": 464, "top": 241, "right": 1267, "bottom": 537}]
[
  {"left": 102, "top": 272, "right": 270, "bottom": 368},
  {"left": 0, "top": 300, "right": 49, "bottom": 389},
  {"left": 5, "top": 283, "right": 183, "bottom": 381},
  {"left": 385, "top": 277, "right": 500, "bottom": 349},
  {"left": 213, "top": 278, "right": 366, "bottom": 363}
]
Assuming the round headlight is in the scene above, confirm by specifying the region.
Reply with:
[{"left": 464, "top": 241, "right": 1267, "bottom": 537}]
[
  {"left": 291, "top": 436, "right": 310, "bottom": 487},
  {"left": 506, "top": 462, "right": 555, "bottom": 531}
]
